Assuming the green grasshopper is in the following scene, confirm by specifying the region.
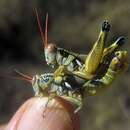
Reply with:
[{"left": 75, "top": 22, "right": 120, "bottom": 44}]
[
  {"left": 34, "top": 10, "right": 129, "bottom": 113},
  {"left": 42, "top": 50, "right": 129, "bottom": 113},
  {"left": 1, "top": 10, "right": 128, "bottom": 114},
  {"left": 67, "top": 51, "right": 128, "bottom": 112},
  {"left": 0, "top": 70, "right": 83, "bottom": 113},
  {"left": 0, "top": 48, "right": 128, "bottom": 113},
  {"left": 35, "top": 9, "right": 125, "bottom": 86}
]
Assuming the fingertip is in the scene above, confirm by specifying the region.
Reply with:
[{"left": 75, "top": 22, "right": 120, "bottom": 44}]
[{"left": 6, "top": 97, "right": 80, "bottom": 130}]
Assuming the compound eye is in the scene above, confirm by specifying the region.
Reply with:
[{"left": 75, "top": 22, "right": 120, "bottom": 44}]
[
  {"left": 32, "top": 75, "right": 40, "bottom": 86},
  {"left": 32, "top": 76, "right": 36, "bottom": 85},
  {"left": 46, "top": 44, "right": 56, "bottom": 53}
]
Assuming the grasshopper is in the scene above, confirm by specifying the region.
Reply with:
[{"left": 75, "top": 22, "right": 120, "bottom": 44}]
[
  {"left": 34, "top": 9, "right": 129, "bottom": 112},
  {"left": 42, "top": 50, "right": 129, "bottom": 113},
  {"left": 0, "top": 48, "right": 128, "bottom": 113},
  {"left": 0, "top": 10, "right": 128, "bottom": 114},
  {"left": 0, "top": 69, "right": 83, "bottom": 113},
  {"left": 35, "top": 9, "right": 125, "bottom": 87},
  {"left": 14, "top": 49, "right": 130, "bottom": 113},
  {"left": 62, "top": 51, "right": 128, "bottom": 113}
]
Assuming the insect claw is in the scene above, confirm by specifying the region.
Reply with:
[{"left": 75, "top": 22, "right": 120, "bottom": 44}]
[
  {"left": 42, "top": 108, "right": 47, "bottom": 118},
  {"left": 102, "top": 20, "right": 110, "bottom": 32},
  {"left": 42, "top": 102, "right": 48, "bottom": 118},
  {"left": 74, "top": 104, "right": 82, "bottom": 113},
  {"left": 116, "top": 36, "right": 125, "bottom": 46}
]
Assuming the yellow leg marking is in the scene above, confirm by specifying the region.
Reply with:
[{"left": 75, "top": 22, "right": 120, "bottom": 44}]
[
  {"left": 85, "top": 30, "right": 107, "bottom": 74},
  {"left": 85, "top": 21, "right": 110, "bottom": 76},
  {"left": 73, "top": 70, "right": 94, "bottom": 80}
]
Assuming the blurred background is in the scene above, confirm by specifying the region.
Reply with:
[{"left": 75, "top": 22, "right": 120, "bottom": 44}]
[{"left": 0, "top": 0, "right": 130, "bottom": 130}]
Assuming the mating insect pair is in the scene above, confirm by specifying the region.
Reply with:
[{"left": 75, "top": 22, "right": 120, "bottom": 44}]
[
  {"left": 7, "top": 46, "right": 128, "bottom": 113},
  {"left": 0, "top": 9, "right": 128, "bottom": 113},
  {"left": 33, "top": 9, "right": 129, "bottom": 112}
]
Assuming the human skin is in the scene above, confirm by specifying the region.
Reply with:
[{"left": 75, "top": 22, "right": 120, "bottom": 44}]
[{"left": 0, "top": 97, "right": 80, "bottom": 130}]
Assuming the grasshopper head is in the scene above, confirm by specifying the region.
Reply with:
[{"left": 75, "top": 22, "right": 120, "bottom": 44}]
[
  {"left": 32, "top": 75, "right": 40, "bottom": 93},
  {"left": 35, "top": 9, "right": 58, "bottom": 68},
  {"left": 44, "top": 43, "right": 57, "bottom": 68},
  {"left": 110, "top": 51, "right": 129, "bottom": 73},
  {"left": 32, "top": 75, "right": 38, "bottom": 87},
  {"left": 32, "top": 73, "right": 53, "bottom": 93}
]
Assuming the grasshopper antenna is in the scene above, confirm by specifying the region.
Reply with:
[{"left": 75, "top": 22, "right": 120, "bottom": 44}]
[
  {"left": 34, "top": 8, "right": 48, "bottom": 48},
  {"left": 0, "top": 75, "right": 32, "bottom": 83},
  {"left": 44, "top": 13, "right": 48, "bottom": 48},
  {"left": 14, "top": 69, "right": 32, "bottom": 80}
]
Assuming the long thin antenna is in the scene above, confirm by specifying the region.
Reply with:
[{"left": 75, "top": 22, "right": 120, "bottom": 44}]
[
  {"left": 44, "top": 13, "right": 48, "bottom": 48},
  {"left": 0, "top": 75, "right": 32, "bottom": 83},
  {"left": 14, "top": 69, "right": 32, "bottom": 80},
  {"left": 34, "top": 8, "right": 48, "bottom": 48}
]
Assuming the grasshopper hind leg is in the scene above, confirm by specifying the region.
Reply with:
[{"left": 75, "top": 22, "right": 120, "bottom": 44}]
[{"left": 83, "top": 20, "right": 110, "bottom": 79}]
